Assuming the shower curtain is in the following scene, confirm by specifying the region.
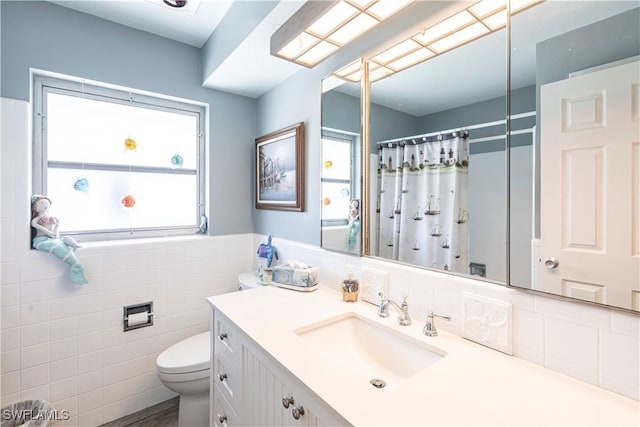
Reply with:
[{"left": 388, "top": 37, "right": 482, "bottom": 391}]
[{"left": 376, "top": 131, "right": 469, "bottom": 273}]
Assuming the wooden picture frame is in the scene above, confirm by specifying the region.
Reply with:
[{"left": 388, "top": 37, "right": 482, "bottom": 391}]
[{"left": 255, "top": 122, "right": 305, "bottom": 211}]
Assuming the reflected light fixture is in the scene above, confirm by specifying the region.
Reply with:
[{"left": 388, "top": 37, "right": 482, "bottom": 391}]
[
  {"left": 333, "top": 58, "right": 363, "bottom": 82},
  {"left": 334, "top": 0, "right": 543, "bottom": 82},
  {"left": 271, "top": 0, "right": 415, "bottom": 68}
]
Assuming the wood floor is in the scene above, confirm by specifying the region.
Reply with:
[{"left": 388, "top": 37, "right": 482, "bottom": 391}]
[{"left": 99, "top": 398, "right": 179, "bottom": 427}]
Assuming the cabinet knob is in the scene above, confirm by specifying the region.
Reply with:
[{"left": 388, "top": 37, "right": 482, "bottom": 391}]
[
  {"left": 218, "top": 332, "right": 228, "bottom": 341},
  {"left": 292, "top": 404, "right": 305, "bottom": 420},
  {"left": 217, "top": 414, "right": 227, "bottom": 425},
  {"left": 282, "top": 395, "right": 294, "bottom": 409},
  {"left": 218, "top": 372, "right": 227, "bottom": 382}
]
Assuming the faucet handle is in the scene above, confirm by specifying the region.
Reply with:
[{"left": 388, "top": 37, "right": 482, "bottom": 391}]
[
  {"left": 377, "top": 292, "right": 390, "bottom": 318},
  {"left": 397, "top": 295, "right": 411, "bottom": 326},
  {"left": 430, "top": 311, "right": 450, "bottom": 320},
  {"left": 423, "top": 311, "right": 450, "bottom": 337}
]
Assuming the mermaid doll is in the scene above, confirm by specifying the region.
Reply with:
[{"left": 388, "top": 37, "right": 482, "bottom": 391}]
[{"left": 30, "top": 195, "right": 88, "bottom": 285}]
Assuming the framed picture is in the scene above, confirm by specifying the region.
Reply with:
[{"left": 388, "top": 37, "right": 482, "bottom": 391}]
[{"left": 255, "top": 122, "right": 305, "bottom": 211}]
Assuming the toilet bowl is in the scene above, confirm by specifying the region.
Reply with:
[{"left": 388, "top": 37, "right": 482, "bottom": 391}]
[{"left": 156, "top": 332, "right": 210, "bottom": 427}]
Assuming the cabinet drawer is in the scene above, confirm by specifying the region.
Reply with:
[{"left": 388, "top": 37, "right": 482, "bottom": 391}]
[
  {"left": 213, "top": 352, "right": 238, "bottom": 409},
  {"left": 213, "top": 385, "right": 238, "bottom": 427},
  {"left": 213, "top": 312, "right": 237, "bottom": 360}
]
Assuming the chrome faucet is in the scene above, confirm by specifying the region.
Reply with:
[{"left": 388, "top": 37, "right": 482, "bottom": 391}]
[
  {"left": 423, "top": 311, "right": 451, "bottom": 337},
  {"left": 377, "top": 293, "right": 411, "bottom": 326}
]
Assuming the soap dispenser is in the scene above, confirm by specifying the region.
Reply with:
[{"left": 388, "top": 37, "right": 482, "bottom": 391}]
[{"left": 341, "top": 265, "right": 359, "bottom": 302}]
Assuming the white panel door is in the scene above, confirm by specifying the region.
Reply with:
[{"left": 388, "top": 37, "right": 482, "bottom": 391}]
[{"left": 540, "top": 60, "right": 640, "bottom": 310}]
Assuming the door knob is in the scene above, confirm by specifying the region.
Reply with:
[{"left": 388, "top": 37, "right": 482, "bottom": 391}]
[{"left": 544, "top": 257, "right": 559, "bottom": 269}]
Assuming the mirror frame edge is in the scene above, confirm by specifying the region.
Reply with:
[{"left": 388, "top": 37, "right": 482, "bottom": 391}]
[{"left": 360, "top": 60, "right": 370, "bottom": 257}]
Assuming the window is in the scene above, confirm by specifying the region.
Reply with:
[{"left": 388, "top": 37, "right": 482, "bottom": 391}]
[
  {"left": 33, "top": 73, "right": 207, "bottom": 241},
  {"left": 321, "top": 128, "right": 359, "bottom": 226}
]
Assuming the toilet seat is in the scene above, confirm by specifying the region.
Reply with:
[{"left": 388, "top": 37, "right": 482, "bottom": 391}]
[
  {"left": 156, "top": 331, "right": 210, "bottom": 375},
  {"left": 156, "top": 368, "right": 209, "bottom": 383}
]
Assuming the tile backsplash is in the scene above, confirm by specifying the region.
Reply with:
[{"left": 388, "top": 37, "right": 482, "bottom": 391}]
[{"left": 260, "top": 234, "right": 640, "bottom": 402}]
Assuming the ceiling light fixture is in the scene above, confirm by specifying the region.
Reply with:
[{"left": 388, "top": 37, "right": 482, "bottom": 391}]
[
  {"left": 271, "top": 0, "right": 414, "bottom": 68},
  {"left": 143, "top": 0, "right": 201, "bottom": 16},
  {"left": 334, "top": 0, "right": 543, "bottom": 82},
  {"left": 163, "top": 0, "right": 187, "bottom": 8}
]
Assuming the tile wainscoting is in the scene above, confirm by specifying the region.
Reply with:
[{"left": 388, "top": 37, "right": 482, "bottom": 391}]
[{"left": 0, "top": 232, "right": 254, "bottom": 426}]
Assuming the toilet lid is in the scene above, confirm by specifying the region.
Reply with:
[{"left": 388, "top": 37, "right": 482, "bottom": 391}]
[{"left": 156, "top": 331, "right": 210, "bottom": 374}]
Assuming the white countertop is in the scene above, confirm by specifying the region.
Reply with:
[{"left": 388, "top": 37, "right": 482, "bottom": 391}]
[{"left": 207, "top": 284, "right": 640, "bottom": 426}]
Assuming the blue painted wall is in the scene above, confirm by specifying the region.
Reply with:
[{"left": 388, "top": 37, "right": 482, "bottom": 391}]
[
  {"left": 0, "top": 0, "right": 255, "bottom": 235},
  {"left": 254, "top": 65, "right": 324, "bottom": 246}
]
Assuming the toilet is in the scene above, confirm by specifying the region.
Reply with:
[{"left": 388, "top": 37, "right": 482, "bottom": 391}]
[{"left": 156, "top": 332, "right": 210, "bottom": 427}]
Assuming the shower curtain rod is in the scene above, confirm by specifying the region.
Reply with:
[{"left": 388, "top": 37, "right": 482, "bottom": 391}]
[
  {"left": 376, "top": 110, "right": 535, "bottom": 145},
  {"left": 468, "top": 126, "right": 535, "bottom": 144}
]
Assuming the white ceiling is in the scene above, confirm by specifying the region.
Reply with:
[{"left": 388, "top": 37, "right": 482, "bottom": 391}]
[
  {"left": 47, "top": 0, "right": 308, "bottom": 98},
  {"left": 48, "top": 0, "right": 234, "bottom": 47},
  {"left": 202, "top": 1, "right": 305, "bottom": 98}
]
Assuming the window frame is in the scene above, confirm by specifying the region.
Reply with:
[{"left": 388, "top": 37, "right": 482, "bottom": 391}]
[
  {"left": 321, "top": 127, "right": 360, "bottom": 227},
  {"left": 32, "top": 72, "right": 208, "bottom": 241}
]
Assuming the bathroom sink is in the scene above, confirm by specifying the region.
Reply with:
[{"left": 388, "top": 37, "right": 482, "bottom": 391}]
[{"left": 294, "top": 313, "right": 443, "bottom": 388}]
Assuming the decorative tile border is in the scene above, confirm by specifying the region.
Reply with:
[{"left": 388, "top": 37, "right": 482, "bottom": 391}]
[{"left": 462, "top": 293, "right": 513, "bottom": 355}]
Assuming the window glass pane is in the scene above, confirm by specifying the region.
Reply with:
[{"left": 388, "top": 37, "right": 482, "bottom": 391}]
[
  {"left": 322, "top": 138, "right": 351, "bottom": 180},
  {"left": 47, "top": 92, "right": 198, "bottom": 169},
  {"left": 34, "top": 75, "right": 205, "bottom": 239},
  {"left": 322, "top": 182, "right": 351, "bottom": 221},
  {"left": 48, "top": 168, "right": 197, "bottom": 232}
]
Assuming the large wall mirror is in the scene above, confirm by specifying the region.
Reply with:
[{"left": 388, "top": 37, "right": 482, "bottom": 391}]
[
  {"left": 509, "top": 1, "right": 640, "bottom": 312},
  {"left": 321, "top": 62, "right": 362, "bottom": 255},
  {"left": 364, "top": 1, "right": 510, "bottom": 283},
  {"left": 320, "top": 0, "right": 640, "bottom": 313}
]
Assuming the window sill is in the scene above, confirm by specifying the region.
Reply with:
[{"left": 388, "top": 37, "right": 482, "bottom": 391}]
[{"left": 77, "top": 234, "right": 210, "bottom": 250}]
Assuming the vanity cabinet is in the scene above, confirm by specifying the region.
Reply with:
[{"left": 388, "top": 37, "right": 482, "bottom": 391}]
[
  {"left": 210, "top": 309, "right": 348, "bottom": 427},
  {"left": 211, "top": 310, "right": 241, "bottom": 426}
]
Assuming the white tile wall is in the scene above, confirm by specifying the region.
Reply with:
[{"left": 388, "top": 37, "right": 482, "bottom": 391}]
[
  {"left": 1, "top": 98, "right": 255, "bottom": 425},
  {"left": 0, "top": 232, "right": 254, "bottom": 424},
  {"left": 2, "top": 232, "right": 254, "bottom": 426},
  {"left": 256, "top": 234, "right": 640, "bottom": 402}
]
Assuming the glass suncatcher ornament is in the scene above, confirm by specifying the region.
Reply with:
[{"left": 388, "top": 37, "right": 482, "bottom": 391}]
[
  {"left": 124, "top": 137, "right": 137, "bottom": 151},
  {"left": 73, "top": 177, "right": 89, "bottom": 193},
  {"left": 171, "top": 153, "right": 184, "bottom": 167},
  {"left": 121, "top": 194, "right": 136, "bottom": 208}
]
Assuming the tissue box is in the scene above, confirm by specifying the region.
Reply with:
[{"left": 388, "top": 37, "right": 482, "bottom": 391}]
[{"left": 272, "top": 265, "right": 320, "bottom": 288}]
